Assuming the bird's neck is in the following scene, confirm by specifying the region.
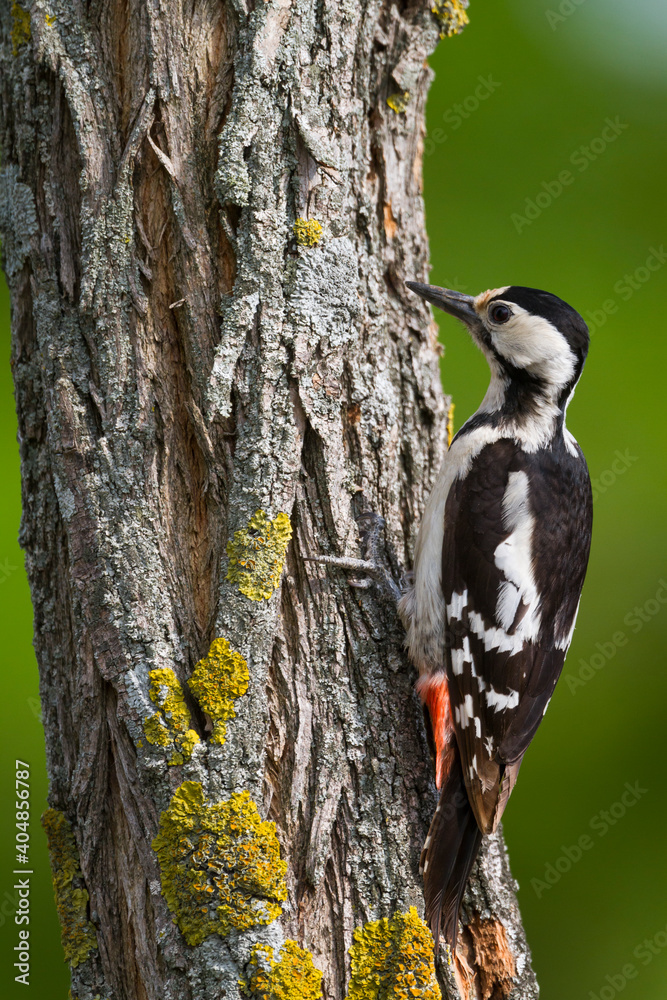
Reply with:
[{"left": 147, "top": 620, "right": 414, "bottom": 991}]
[{"left": 470, "top": 368, "right": 570, "bottom": 452}]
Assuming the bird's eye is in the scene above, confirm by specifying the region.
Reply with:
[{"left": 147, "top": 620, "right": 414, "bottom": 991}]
[{"left": 489, "top": 303, "right": 512, "bottom": 324}]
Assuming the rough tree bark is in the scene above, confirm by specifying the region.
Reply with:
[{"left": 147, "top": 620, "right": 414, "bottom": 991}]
[{"left": 1, "top": 1, "right": 539, "bottom": 998}]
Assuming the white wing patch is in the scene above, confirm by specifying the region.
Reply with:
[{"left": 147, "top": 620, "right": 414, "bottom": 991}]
[
  {"left": 493, "top": 470, "right": 541, "bottom": 639},
  {"left": 458, "top": 694, "right": 475, "bottom": 728},
  {"left": 447, "top": 590, "right": 468, "bottom": 621},
  {"left": 451, "top": 635, "right": 472, "bottom": 676},
  {"left": 484, "top": 686, "right": 520, "bottom": 712},
  {"left": 562, "top": 388, "right": 580, "bottom": 457},
  {"left": 556, "top": 597, "right": 581, "bottom": 650},
  {"left": 468, "top": 609, "right": 524, "bottom": 656},
  {"left": 563, "top": 429, "right": 579, "bottom": 457}
]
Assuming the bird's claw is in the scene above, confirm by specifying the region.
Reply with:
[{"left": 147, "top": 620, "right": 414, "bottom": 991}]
[{"left": 303, "top": 506, "right": 404, "bottom": 604}]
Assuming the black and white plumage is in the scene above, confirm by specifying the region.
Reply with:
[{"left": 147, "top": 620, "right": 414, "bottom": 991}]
[{"left": 400, "top": 283, "right": 593, "bottom": 950}]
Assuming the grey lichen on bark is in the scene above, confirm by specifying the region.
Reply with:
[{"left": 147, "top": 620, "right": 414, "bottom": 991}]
[{"left": 1, "top": 0, "right": 539, "bottom": 998}]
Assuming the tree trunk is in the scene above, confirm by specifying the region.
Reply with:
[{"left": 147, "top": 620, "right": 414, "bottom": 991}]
[{"left": 0, "top": 1, "right": 539, "bottom": 998}]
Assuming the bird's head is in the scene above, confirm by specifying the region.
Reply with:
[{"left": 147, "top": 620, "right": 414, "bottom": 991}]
[{"left": 406, "top": 282, "right": 589, "bottom": 410}]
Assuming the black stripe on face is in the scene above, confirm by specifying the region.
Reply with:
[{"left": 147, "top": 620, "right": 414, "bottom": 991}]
[
  {"left": 452, "top": 363, "right": 551, "bottom": 442},
  {"left": 490, "top": 286, "right": 590, "bottom": 360},
  {"left": 486, "top": 286, "right": 589, "bottom": 412}
]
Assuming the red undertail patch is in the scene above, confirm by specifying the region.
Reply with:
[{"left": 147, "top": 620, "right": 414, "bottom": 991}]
[{"left": 416, "top": 673, "right": 454, "bottom": 789}]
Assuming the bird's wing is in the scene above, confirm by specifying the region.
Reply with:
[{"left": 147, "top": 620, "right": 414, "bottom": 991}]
[{"left": 442, "top": 437, "right": 592, "bottom": 834}]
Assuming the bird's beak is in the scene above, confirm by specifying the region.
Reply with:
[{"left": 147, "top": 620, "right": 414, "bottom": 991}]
[{"left": 406, "top": 282, "right": 478, "bottom": 325}]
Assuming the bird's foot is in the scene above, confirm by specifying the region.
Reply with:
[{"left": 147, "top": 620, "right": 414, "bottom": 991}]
[
  {"left": 304, "top": 554, "right": 386, "bottom": 590},
  {"left": 304, "top": 500, "right": 409, "bottom": 607}
]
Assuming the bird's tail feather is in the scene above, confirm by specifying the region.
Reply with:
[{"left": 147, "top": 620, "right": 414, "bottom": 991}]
[{"left": 421, "top": 745, "right": 483, "bottom": 952}]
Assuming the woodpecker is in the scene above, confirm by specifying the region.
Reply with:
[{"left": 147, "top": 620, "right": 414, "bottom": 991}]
[{"left": 401, "top": 282, "right": 593, "bottom": 951}]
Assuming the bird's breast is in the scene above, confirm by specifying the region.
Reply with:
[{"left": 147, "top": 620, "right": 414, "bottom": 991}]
[{"left": 403, "top": 424, "right": 501, "bottom": 674}]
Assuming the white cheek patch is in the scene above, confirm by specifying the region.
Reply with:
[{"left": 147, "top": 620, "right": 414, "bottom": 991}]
[{"left": 490, "top": 305, "right": 576, "bottom": 388}]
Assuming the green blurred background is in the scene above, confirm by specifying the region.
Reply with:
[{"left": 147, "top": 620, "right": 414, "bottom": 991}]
[
  {"left": 0, "top": 1, "right": 665, "bottom": 996},
  {"left": 424, "top": 1, "right": 667, "bottom": 997}
]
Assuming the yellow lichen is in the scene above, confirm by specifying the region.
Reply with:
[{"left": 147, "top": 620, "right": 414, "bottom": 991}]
[
  {"left": 41, "top": 809, "right": 97, "bottom": 968},
  {"left": 446, "top": 401, "right": 455, "bottom": 449},
  {"left": 144, "top": 667, "right": 200, "bottom": 764},
  {"left": 188, "top": 637, "right": 249, "bottom": 745},
  {"left": 152, "top": 782, "right": 287, "bottom": 946},
  {"left": 143, "top": 712, "right": 171, "bottom": 747},
  {"left": 347, "top": 908, "right": 441, "bottom": 1000},
  {"left": 226, "top": 510, "right": 292, "bottom": 601},
  {"left": 293, "top": 218, "right": 323, "bottom": 248},
  {"left": 241, "top": 940, "right": 323, "bottom": 999},
  {"left": 179, "top": 729, "right": 200, "bottom": 759},
  {"left": 11, "top": 2, "right": 31, "bottom": 55},
  {"left": 432, "top": 0, "right": 469, "bottom": 38},
  {"left": 387, "top": 92, "right": 410, "bottom": 114}
]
